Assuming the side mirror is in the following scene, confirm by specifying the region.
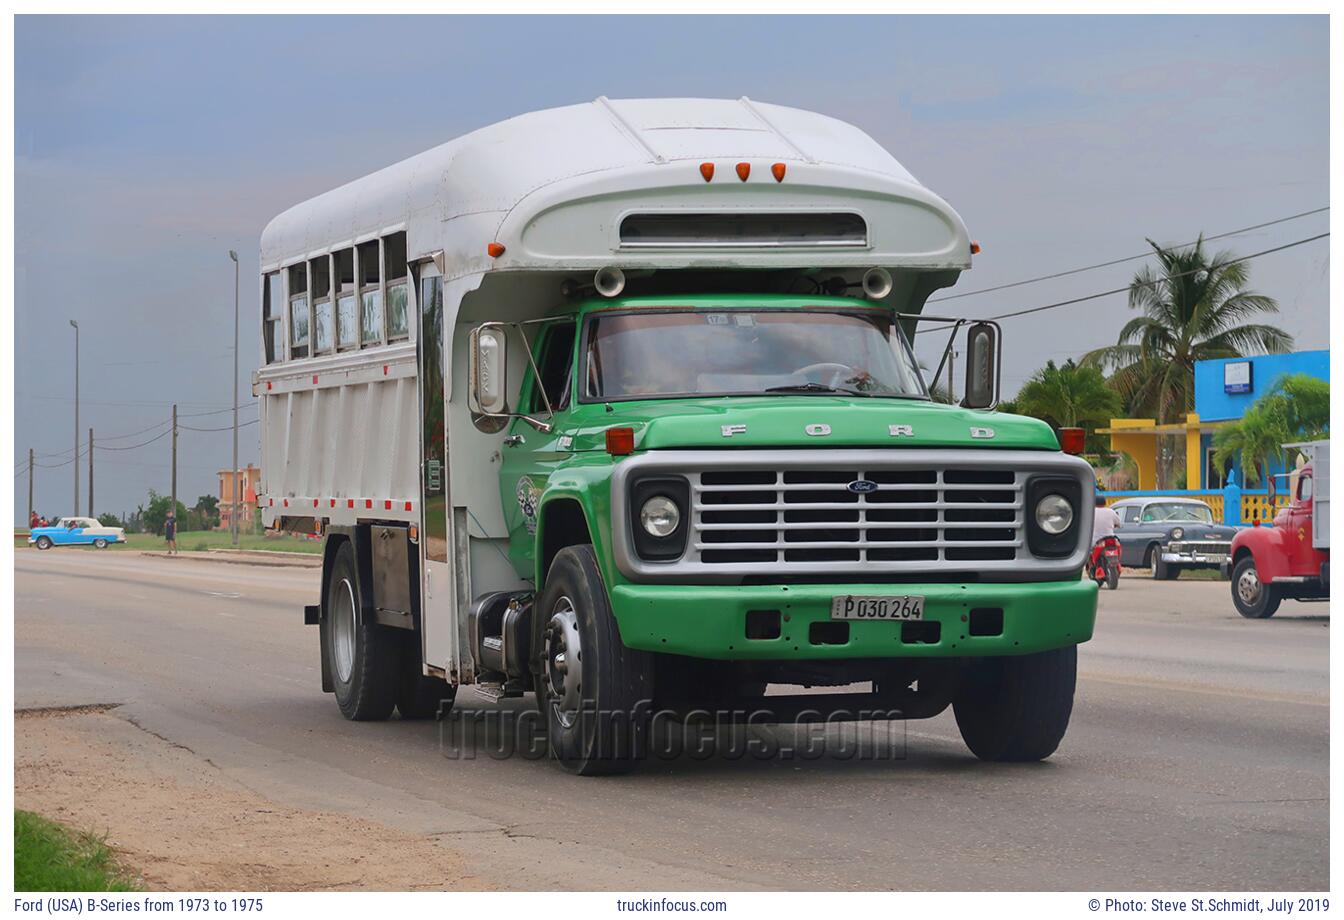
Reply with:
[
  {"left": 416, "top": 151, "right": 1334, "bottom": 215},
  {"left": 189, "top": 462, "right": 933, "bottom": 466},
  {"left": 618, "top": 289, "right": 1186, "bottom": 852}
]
[
  {"left": 468, "top": 325, "right": 509, "bottom": 416},
  {"left": 961, "top": 321, "right": 1000, "bottom": 409}
]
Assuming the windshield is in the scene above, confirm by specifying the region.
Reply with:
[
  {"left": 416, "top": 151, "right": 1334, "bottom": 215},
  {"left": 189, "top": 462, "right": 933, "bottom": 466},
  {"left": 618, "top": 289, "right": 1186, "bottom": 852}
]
[
  {"left": 582, "top": 309, "right": 929, "bottom": 401},
  {"left": 1141, "top": 502, "right": 1214, "bottom": 524}
]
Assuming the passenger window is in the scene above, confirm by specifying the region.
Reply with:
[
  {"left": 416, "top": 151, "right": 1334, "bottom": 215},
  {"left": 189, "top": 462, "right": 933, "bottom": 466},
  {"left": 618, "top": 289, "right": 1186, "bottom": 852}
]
[
  {"left": 533, "top": 323, "right": 577, "bottom": 413},
  {"left": 1121, "top": 507, "right": 1140, "bottom": 524},
  {"left": 384, "top": 233, "right": 409, "bottom": 340},
  {"left": 263, "top": 272, "right": 284, "bottom": 363},
  {"left": 358, "top": 240, "right": 382, "bottom": 346},
  {"left": 287, "top": 264, "right": 309, "bottom": 359},
  {"left": 311, "top": 256, "right": 333, "bottom": 353},
  {"left": 334, "top": 249, "right": 357, "bottom": 349}
]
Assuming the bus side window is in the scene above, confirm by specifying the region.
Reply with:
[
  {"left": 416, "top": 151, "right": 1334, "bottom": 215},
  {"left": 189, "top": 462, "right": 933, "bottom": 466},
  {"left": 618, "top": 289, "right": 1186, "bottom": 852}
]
[
  {"left": 287, "top": 263, "right": 310, "bottom": 359},
  {"left": 263, "top": 272, "right": 284, "bottom": 363},
  {"left": 358, "top": 240, "right": 382, "bottom": 346},
  {"left": 533, "top": 323, "right": 577, "bottom": 413},
  {"left": 334, "top": 249, "right": 356, "bottom": 350},
  {"left": 311, "top": 255, "right": 333, "bottom": 354},
  {"left": 384, "top": 232, "right": 409, "bottom": 341}
]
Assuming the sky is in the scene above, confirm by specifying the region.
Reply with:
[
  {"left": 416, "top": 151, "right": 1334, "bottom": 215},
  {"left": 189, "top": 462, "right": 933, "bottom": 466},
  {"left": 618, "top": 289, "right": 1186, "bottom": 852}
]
[{"left": 13, "top": 14, "right": 1330, "bottom": 524}]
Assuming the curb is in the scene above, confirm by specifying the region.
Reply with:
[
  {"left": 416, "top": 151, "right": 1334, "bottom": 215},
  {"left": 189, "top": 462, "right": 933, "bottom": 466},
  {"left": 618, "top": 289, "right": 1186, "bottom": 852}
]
[{"left": 138, "top": 551, "right": 320, "bottom": 569}]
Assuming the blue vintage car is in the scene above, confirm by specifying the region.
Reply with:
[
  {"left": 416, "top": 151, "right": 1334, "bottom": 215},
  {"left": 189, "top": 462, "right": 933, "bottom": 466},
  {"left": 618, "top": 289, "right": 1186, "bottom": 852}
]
[
  {"left": 1110, "top": 497, "right": 1241, "bottom": 580},
  {"left": 28, "top": 516, "right": 126, "bottom": 550}
]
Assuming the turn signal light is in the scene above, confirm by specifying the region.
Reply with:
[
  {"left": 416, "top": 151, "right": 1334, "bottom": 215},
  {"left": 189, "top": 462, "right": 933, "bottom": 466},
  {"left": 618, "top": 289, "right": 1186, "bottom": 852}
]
[
  {"left": 487, "top": 242, "right": 506, "bottom": 258},
  {"left": 736, "top": 162, "right": 751, "bottom": 181},
  {"left": 700, "top": 162, "right": 715, "bottom": 182},
  {"left": 605, "top": 426, "right": 635, "bottom": 456},
  {"left": 970, "top": 240, "right": 982, "bottom": 255},
  {"left": 1059, "top": 427, "right": 1085, "bottom": 455},
  {"left": 771, "top": 163, "right": 786, "bottom": 182}
]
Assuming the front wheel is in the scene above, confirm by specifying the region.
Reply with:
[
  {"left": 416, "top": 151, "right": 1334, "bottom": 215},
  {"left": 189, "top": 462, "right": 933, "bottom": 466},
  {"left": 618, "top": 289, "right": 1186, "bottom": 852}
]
[
  {"left": 93, "top": 538, "right": 108, "bottom": 549},
  {"left": 1151, "top": 547, "right": 1176, "bottom": 580},
  {"left": 34, "top": 536, "right": 52, "bottom": 550},
  {"left": 1232, "top": 556, "right": 1281, "bottom": 619},
  {"left": 953, "top": 645, "right": 1077, "bottom": 762},
  {"left": 537, "top": 544, "right": 652, "bottom": 775}
]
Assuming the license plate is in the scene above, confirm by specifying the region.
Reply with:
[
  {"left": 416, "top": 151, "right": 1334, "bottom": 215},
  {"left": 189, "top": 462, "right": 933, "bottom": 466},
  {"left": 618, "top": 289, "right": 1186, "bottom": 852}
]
[{"left": 830, "top": 594, "right": 925, "bottom": 620}]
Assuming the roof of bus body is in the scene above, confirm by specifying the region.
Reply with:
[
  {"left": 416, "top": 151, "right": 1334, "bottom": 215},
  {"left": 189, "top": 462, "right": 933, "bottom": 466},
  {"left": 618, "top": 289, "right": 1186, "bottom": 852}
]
[{"left": 259, "top": 97, "right": 972, "bottom": 277}]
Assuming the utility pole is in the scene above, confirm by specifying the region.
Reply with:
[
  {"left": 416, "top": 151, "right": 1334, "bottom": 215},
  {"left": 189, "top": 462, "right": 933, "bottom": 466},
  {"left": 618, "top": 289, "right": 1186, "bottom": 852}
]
[
  {"left": 229, "top": 249, "right": 240, "bottom": 546},
  {"left": 88, "top": 428, "right": 94, "bottom": 517},
  {"left": 171, "top": 404, "right": 178, "bottom": 515},
  {"left": 27, "top": 447, "right": 34, "bottom": 524},
  {"left": 70, "top": 320, "right": 79, "bottom": 515}
]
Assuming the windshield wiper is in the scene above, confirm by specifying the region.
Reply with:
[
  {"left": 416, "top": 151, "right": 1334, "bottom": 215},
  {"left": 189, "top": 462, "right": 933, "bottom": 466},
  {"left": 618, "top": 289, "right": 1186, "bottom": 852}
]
[{"left": 763, "top": 383, "right": 872, "bottom": 397}]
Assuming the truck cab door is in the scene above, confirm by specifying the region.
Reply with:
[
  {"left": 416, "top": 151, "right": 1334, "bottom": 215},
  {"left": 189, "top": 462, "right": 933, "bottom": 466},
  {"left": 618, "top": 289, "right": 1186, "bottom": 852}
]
[
  {"left": 498, "top": 320, "right": 577, "bottom": 580},
  {"left": 1286, "top": 472, "right": 1315, "bottom": 575}
]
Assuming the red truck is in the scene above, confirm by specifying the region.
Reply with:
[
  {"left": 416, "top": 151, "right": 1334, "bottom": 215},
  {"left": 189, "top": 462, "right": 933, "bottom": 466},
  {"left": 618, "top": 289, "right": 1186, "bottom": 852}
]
[{"left": 1227, "top": 440, "right": 1330, "bottom": 619}]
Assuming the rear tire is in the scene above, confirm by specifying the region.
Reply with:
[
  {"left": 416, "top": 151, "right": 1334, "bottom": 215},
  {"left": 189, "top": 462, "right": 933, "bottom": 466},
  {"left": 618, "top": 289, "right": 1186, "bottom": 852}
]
[
  {"left": 396, "top": 636, "right": 455, "bottom": 719},
  {"left": 953, "top": 645, "right": 1077, "bottom": 762},
  {"left": 322, "top": 540, "right": 398, "bottom": 720},
  {"left": 1105, "top": 560, "right": 1119, "bottom": 590},
  {"left": 1232, "top": 556, "right": 1281, "bottom": 619},
  {"left": 537, "top": 545, "right": 652, "bottom": 775}
]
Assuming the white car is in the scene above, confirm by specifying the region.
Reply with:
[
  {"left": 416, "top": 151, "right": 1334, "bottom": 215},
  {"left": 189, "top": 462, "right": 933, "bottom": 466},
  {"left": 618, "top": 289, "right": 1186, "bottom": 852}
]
[{"left": 28, "top": 517, "right": 127, "bottom": 550}]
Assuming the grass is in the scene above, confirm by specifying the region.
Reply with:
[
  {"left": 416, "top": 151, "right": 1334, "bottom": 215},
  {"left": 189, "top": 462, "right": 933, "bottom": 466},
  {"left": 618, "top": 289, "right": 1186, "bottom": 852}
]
[
  {"left": 14, "top": 809, "right": 139, "bottom": 891},
  {"left": 16, "top": 530, "right": 323, "bottom": 555}
]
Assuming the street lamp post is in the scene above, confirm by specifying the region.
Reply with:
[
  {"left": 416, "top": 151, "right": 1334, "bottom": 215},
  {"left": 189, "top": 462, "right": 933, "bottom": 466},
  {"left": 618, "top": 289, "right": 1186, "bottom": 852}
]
[
  {"left": 69, "top": 319, "right": 79, "bottom": 515},
  {"left": 229, "top": 250, "right": 240, "bottom": 546}
]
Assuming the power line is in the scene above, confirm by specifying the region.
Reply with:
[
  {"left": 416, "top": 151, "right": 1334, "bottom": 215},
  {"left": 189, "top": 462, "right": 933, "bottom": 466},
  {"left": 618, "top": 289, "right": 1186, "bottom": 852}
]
[
  {"left": 94, "top": 428, "right": 174, "bottom": 452},
  {"left": 917, "top": 232, "right": 1329, "bottom": 335},
  {"left": 929, "top": 206, "right": 1329, "bottom": 304},
  {"left": 179, "top": 417, "right": 258, "bottom": 433}
]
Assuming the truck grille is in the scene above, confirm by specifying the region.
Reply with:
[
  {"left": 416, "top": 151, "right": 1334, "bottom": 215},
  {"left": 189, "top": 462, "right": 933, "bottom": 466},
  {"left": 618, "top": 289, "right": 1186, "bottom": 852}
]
[{"left": 691, "top": 467, "right": 1024, "bottom": 566}]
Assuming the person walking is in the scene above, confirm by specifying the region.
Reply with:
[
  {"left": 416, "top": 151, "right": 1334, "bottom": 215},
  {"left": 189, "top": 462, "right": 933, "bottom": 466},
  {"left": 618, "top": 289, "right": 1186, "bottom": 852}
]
[{"left": 165, "top": 509, "right": 178, "bottom": 555}]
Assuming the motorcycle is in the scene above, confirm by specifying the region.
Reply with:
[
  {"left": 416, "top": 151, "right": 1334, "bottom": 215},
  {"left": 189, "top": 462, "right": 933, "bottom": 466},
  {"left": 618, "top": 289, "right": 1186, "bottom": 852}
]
[{"left": 1090, "top": 535, "right": 1122, "bottom": 590}]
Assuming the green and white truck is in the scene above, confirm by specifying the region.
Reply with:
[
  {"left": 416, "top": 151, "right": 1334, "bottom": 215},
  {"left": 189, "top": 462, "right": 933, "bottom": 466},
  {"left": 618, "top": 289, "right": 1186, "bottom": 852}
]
[{"left": 257, "top": 97, "right": 1098, "bottom": 774}]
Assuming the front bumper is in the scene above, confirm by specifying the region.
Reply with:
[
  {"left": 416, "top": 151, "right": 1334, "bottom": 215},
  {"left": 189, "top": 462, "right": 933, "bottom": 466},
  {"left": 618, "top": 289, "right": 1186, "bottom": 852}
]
[
  {"left": 1161, "top": 547, "right": 1230, "bottom": 567},
  {"left": 609, "top": 579, "right": 1097, "bottom": 660}
]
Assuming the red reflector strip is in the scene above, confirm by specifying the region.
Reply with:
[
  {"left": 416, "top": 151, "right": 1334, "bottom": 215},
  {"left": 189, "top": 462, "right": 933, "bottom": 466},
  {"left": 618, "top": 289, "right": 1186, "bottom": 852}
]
[
  {"left": 268, "top": 499, "right": 274, "bottom": 507},
  {"left": 347, "top": 499, "right": 354, "bottom": 509},
  {"left": 312, "top": 375, "right": 318, "bottom": 385},
  {"left": 266, "top": 381, "right": 273, "bottom": 390},
  {"left": 283, "top": 499, "right": 289, "bottom": 508},
  {"left": 384, "top": 500, "right": 392, "bottom": 510},
  {"left": 330, "top": 499, "right": 336, "bottom": 507},
  {"left": 365, "top": 499, "right": 373, "bottom": 509},
  {"left": 383, "top": 365, "right": 389, "bottom": 375},
  {"left": 313, "top": 499, "right": 319, "bottom": 507},
  {"left": 404, "top": 501, "right": 412, "bottom": 511}
]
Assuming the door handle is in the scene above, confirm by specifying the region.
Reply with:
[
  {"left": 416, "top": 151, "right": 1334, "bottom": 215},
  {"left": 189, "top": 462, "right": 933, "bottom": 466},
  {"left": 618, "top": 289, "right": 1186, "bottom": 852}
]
[{"left": 503, "top": 434, "right": 525, "bottom": 447}]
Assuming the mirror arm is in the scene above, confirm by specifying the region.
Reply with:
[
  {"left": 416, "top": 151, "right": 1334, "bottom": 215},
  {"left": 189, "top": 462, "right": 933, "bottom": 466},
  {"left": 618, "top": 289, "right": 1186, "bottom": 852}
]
[{"left": 928, "top": 320, "right": 966, "bottom": 396}]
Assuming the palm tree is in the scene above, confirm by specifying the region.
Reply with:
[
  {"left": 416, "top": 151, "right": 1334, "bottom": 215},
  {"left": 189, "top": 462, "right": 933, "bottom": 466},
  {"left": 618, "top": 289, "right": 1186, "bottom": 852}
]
[
  {"left": 1014, "top": 359, "right": 1122, "bottom": 429},
  {"left": 1082, "top": 238, "right": 1292, "bottom": 423},
  {"left": 1212, "top": 373, "right": 1330, "bottom": 485}
]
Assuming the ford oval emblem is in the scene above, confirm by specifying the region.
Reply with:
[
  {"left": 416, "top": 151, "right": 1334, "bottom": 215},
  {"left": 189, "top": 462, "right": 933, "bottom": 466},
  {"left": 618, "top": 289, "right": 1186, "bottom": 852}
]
[{"left": 847, "top": 479, "right": 879, "bottom": 494}]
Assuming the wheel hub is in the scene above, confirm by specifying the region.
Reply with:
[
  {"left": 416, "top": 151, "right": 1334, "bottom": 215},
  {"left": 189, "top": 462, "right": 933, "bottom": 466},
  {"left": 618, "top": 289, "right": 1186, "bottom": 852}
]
[
  {"left": 544, "top": 597, "right": 582, "bottom": 728},
  {"left": 331, "top": 577, "right": 357, "bottom": 684},
  {"left": 1237, "top": 567, "right": 1262, "bottom": 605}
]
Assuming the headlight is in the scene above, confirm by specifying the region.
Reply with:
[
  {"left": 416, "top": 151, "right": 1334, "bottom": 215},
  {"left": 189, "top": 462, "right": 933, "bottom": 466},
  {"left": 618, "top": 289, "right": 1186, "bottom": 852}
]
[
  {"left": 640, "top": 496, "right": 681, "bottom": 538},
  {"left": 1171, "top": 527, "right": 1184, "bottom": 540},
  {"left": 1034, "top": 494, "right": 1074, "bottom": 535}
]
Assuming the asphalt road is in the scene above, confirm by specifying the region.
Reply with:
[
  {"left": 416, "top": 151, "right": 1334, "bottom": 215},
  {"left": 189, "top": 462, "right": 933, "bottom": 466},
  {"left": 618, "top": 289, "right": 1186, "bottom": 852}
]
[{"left": 15, "top": 550, "right": 1329, "bottom": 890}]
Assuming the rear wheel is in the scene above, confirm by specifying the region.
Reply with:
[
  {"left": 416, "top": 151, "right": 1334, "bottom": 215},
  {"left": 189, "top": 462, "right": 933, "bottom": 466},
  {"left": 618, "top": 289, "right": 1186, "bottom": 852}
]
[
  {"left": 1232, "top": 556, "right": 1281, "bottom": 619},
  {"left": 322, "top": 540, "right": 398, "bottom": 720},
  {"left": 538, "top": 545, "right": 652, "bottom": 775},
  {"left": 1104, "top": 559, "right": 1120, "bottom": 590},
  {"left": 953, "top": 645, "right": 1077, "bottom": 762},
  {"left": 34, "top": 536, "right": 52, "bottom": 550}
]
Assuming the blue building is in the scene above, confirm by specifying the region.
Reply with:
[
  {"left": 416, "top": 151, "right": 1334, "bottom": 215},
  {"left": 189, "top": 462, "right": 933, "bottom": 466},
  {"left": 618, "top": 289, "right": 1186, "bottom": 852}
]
[{"left": 1193, "top": 349, "right": 1329, "bottom": 488}]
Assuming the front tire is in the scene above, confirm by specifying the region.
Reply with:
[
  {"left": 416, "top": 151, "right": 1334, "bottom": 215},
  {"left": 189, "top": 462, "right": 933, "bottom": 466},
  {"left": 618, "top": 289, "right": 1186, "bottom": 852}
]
[
  {"left": 1150, "top": 546, "right": 1175, "bottom": 580},
  {"left": 34, "top": 536, "right": 52, "bottom": 550},
  {"left": 322, "top": 540, "right": 398, "bottom": 720},
  {"left": 537, "top": 545, "right": 652, "bottom": 775},
  {"left": 93, "top": 538, "right": 108, "bottom": 549},
  {"left": 953, "top": 645, "right": 1077, "bottom": 762},
  {"left": 1232, "top": 556, "right": 1281, "bottom": 619}
]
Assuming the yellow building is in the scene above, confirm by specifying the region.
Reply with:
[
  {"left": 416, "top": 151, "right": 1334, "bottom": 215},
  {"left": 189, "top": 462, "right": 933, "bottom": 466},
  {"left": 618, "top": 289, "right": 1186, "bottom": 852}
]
[{"left": 1093, "top": 414, "right": 1227, "bottom": 491}]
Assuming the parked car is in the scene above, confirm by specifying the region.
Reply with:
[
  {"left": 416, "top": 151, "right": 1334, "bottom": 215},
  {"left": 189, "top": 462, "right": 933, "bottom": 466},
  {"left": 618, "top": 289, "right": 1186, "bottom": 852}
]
[
  {"left": 28, "top": 516, "right": 126, "bottom": 550},
  {"left": 1226, "top": 440, "right": 1330, "bottom": 618},
  {"left": 1110, "top": 497, "right": 1239, "bottom": 580}
]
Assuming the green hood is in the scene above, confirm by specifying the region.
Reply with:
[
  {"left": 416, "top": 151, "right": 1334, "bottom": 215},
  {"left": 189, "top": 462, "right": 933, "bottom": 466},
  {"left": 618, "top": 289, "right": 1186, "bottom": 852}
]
[{"left": 564, "top": 397, "right": 1059, "bottom": 452}]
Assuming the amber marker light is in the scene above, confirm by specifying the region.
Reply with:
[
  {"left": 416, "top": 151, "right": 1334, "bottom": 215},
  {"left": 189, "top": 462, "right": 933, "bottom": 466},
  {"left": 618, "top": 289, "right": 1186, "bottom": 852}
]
[
  {"left": 771, "top": 163, "right": 786, "bottom": 182},
  {"left": 487, "top": 242, "right": 506, "bottom": 258},
  {"left": 736, "top": 162, "right": 751, "bottom": 181},
  {"left": 1059, "top": 427, "right": 1086, "bottom": 455},
  {"left": 605, "top": 427, "right": 636, "bottom": 456},
  {"left": 700, "top": 162, "right": 715, "bottom": 182}
]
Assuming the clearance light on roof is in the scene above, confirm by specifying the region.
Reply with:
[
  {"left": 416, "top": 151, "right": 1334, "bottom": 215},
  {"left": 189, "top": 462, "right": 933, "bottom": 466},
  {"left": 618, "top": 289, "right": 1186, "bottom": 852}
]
[
  {"left": 605, "top": 426, "right": 635, "bottom": 456},
  {"left": 970, "top": 240, "right": 982, "bottom": 255},
  {"left": 771, "top": 163, "right": 786, "bottom": 182},
  {"left": 736, "top": 162, "right": 751, "bottom": 182},
  {"left": 1058, "top": 427, "right": 1085, "bottom": 455},
  {"left": 487, "top": 242, "right": 506, "bottom": 258},
  {"left": 700, "top": 162, "right": 715, "bottom": 182}
]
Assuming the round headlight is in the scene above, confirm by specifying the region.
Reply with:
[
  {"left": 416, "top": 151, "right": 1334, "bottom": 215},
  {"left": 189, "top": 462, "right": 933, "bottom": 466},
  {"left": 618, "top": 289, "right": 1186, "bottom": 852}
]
[
  {"left": 1171, "top": 527, "right": 1184, "bottom": 540},
  {"left": 1035, "top": 494, "right": 1074, "bottom": 535},
  {"left": 640, "top": 495, "right": 681, "bottom": 538}
]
